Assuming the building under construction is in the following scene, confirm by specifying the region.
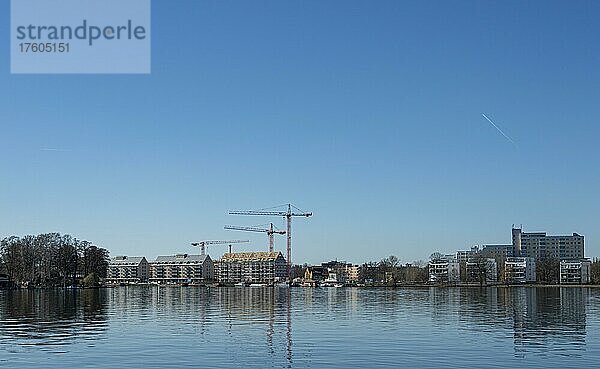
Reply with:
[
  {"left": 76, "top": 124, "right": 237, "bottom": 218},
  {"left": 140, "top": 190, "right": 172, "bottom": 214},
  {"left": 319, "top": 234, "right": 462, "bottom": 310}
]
[{"left": 217, "top": 252, "right": 286, "bottom": 284}]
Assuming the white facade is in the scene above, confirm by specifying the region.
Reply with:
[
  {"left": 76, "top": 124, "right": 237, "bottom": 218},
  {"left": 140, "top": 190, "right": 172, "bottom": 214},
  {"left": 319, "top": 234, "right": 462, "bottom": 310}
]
[
  {"left": 429, "top": 259, "right": 460, "bottom": 283},
  {"left": 560, "top": 259, "right": 591, "bottom": 284},
  {"left": 505, "top": 257, "right": 536, "bottom": 284}
]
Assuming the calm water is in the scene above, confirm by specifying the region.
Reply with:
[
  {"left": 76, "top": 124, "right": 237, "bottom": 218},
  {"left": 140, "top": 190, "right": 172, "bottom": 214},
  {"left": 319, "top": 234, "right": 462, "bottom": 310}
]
[{"left": 1, "top": 286, "right": 599, "bottom": 368}]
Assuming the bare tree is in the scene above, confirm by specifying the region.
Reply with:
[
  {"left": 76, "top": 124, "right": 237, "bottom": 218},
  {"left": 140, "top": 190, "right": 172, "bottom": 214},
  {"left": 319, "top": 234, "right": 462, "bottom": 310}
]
[
  {"left": 537, "top": 258, "right": 560, "bottom": 284},
  {"left": 1, "top": 233, "right": 109, "bottom": 288}
]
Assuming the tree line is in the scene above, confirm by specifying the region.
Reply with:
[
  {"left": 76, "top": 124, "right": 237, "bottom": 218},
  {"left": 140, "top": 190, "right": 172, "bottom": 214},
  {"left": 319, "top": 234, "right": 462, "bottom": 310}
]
[
  {"left": 0, "top": 233, "right": 109, "bottom": 288},
  {"left": 360, "top": 255, "right": 428, "bottom": 285}
]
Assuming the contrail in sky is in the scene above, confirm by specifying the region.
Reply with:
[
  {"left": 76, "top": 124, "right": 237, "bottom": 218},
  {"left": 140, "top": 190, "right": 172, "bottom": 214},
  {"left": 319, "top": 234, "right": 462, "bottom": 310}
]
[
  {"left": 40, "top": 148, "right": 70, "bottom": 152},
  {"left": 481, "top": 113, "right": 516, "bottom": 145}
]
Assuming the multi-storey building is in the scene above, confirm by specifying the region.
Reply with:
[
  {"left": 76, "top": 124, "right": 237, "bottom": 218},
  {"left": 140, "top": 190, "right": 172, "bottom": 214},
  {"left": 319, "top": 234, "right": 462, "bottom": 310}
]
[
  {"left": 457, "top": 246, "right": 480, "bottom": 263},
  {"left": 346, "top": 265, "right": 360, "bottom": 283},
  {"left": 428, "top": 258, "right": 460, "bottom": 283},
  {"left": 481, "top": 227, "right": 585, "bottom": 261},
  {"left": 218, "top": 252, "right": 286, "bottom": 284},
  {"left": 149, "top": 254, "right": 214, "bottom": 284},
  {"left": 516, "top": 228, "right": 584, "bottom": 260},
  {"left": 480, "top": 244, "right": 514, "bottom": 260},
  {"left": 504, "top": 257, "right": 536, "bottom": 284},
  {"left": 320, "top": 261, "right": 360, "bottom": 284},
  {"left": 560, "top": 260, "right": 591, "bottom": 284},
  {"left": 106, "top": 256, "right": 149, "bottom": 284}
]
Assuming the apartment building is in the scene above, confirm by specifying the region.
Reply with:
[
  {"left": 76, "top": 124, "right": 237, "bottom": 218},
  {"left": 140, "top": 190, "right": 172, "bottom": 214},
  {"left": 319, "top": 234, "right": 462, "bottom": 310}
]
[
  {"left": 504, "top": 257, "right": 536, "bottom": 284},
  {"left": 149, "top": 254, "right": 214, "bottom": 284},
  {"left": 429, "top": 258, "right": 460, "bottom": 283},
  {"left": 481, "top": 227, "right": 585, "bottom": 261},
  {"left": 560, "top": 259, "right": 591, "bottom": 285},
  {"left": 106, "top": 256, "right": 149, "bottom": 284}
]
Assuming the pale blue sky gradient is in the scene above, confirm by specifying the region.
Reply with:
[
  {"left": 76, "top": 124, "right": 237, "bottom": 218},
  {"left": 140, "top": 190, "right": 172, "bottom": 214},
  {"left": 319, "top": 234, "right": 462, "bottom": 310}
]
[{"left": 1, "top": 1, "right": 599, "bottom": 264}]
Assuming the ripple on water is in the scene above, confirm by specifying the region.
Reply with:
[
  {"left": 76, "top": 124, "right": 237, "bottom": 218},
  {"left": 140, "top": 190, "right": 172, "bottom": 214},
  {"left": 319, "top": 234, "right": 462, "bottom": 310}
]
[{"left": 1, "top": 287, "right": 600, "bottom": 368}]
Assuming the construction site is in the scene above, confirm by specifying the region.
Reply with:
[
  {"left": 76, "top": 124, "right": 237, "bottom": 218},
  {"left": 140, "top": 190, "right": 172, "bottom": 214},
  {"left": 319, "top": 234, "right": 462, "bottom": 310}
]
[{"left": 106, "top": 203, "right": 312, "bottom": 286}]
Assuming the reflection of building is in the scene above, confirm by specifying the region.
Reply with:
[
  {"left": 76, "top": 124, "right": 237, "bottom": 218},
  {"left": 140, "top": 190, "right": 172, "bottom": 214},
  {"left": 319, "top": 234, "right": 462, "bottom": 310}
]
[
  {"left": 107, "top": 256, "right": 149, "bottom": 284},
  {"left": 505, "top": 257, "right": 536, "bottom": 283},
  {"left": 218, "top": 252, "right": 286, "bottom": 284},
  {"left": 466, "top": 258, "right": 497, "bottom": 284},
  {"left": 429, "top": 258, "right": 460, "bottom": 283},
  {"left": 149, "top": 254, "right": 214, "bottom": 284},
  {"left": 560, "top": 259, "right": 591, "bottom": 284},
  {"left": 510, "top": 288, "right": 588, "bottom": 357}
]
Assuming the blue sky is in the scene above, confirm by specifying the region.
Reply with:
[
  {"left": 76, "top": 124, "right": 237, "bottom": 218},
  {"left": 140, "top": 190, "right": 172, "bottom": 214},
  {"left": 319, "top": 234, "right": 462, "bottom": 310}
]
[{"left": 1, "top": 1, "right": 599, "bottom": 264}]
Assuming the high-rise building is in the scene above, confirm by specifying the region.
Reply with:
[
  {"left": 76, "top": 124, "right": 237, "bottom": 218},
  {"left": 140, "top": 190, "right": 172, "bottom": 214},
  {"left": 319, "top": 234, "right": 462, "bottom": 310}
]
[
  {"left": 481, "top": 227, "right": 585, "bottom": 261},
  {"left": 515, "top": 228, "right": 584, "bottom": 260}
]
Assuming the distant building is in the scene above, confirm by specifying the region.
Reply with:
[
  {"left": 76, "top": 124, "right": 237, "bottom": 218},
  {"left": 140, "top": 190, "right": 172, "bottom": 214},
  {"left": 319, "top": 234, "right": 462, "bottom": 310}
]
[
  {"left": 107, "top": 256, "right": 149, "bottom": 284},
  {"left": 347, "top": 265, "right": 360, "bottom": 283},
  {"left": 320, "top": 261, "right": 360, "bottom": 284},
  {"left": 481, "top": 227, "right": 585, "bottom": 261},
  {"left": 429, "top": 258, "right": 460, "bottom": 283},
  {"left": 516, "top": 228, "right": 584, "bottom": 260},
  {"left": 480, "top": 244, "right": 514, "bottom": 260},
  {"left": 560, "top": 259, "right": 591, "bottom": 285},
  {"left": 149, "top": 254, "right": 214, "bottom": 284},
  {"left": 504, "top": 257, "right": 536, "bottom": 284},
  {"left": 218, "top": 252, "right": 286, "bottom": 284},
  {"left": 465, "top": 258, "right": 498, "bottom": 284},
  {"left": 456, "top": 246, "right": 480, "bottom": 263},
  {"left": 308, "top": 266, "right": 325, "bottom": 282}
]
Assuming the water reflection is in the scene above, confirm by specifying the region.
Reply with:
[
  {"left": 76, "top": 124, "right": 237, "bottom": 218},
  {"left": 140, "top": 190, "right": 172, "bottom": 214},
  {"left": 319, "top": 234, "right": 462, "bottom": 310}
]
[
  {"left": 508, "top": 288, "right": 588, "bottom": 358},
  {"left": 0, "top": 289, "right": 109, "bottom": 349},
  {"left": 430, "top": 287, "right": 589, "bottom": 358},
  {"left": 0, "top": 286, "right": 597, "bottom": 367}
]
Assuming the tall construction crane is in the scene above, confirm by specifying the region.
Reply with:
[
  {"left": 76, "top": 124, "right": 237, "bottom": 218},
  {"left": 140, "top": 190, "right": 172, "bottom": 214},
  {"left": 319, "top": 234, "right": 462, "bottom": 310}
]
[
  {"left": 191, "top": 240, "right": 249, "bottom": 255},
  {"left": 229, "top": 204, "right": 312, "bottom": 281},
  {"left": 224, "top": 223, "right": 286, "bottom": 253}
]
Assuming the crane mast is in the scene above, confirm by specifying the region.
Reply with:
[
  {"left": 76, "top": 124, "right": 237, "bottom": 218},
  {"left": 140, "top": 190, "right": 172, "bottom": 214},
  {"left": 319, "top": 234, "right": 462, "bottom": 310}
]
[
  {"left": 229, "top": 204, "right": 312, "bottom": 281},
  {"left": 223, "top": 223, "right": 285, "bottom": 252},
  {"left": 191, "top": 240, "right": 249, "bottom": 255}
]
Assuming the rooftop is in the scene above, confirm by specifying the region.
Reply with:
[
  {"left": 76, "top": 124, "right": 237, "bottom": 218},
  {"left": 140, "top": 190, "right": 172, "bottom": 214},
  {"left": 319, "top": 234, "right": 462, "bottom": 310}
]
[
  {"left": 109, "top": 256, "right": 146, "bottom": 265},
  {"left": 153, "top": 254, "right": 210, "bottom": 264},
  {"left": 220, "top": 251, "right": 283, "bottom": 262}
]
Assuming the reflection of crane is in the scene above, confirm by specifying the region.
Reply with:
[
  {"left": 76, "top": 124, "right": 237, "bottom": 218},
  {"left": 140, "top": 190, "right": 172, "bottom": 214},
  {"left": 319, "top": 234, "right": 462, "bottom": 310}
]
[
  {"left": 229, "top": 204, "right": 312, "bottom": 280},
  {"left": 224, "top": 223, "right": 286, "bottom": 252},
  {"left": 191, "top": 240, "right": 249, "bottom": 255}
]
